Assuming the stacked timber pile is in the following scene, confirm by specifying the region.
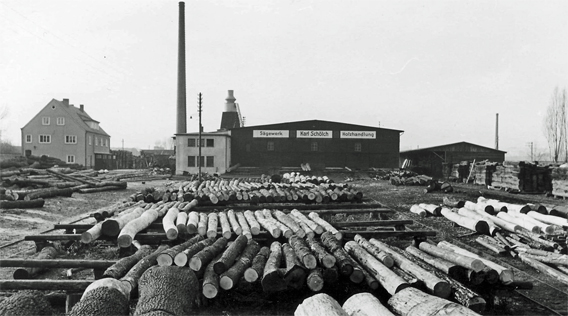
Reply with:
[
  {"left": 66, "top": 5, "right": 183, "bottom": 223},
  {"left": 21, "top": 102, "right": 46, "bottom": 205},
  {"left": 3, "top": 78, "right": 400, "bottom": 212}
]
[
  {"left": 472, "top": 160, "right": 498, "bottom": 186},
  {"left": 551, "top": 164, "right": 568, "bottom": 198},
  {"left": 0, "top": 167, "right": 127, "bottom": 209},
  {"left": 374, "top": 170, "right": 434, "bottom": 186},
  {"left": 128, "top": 178, "right": 362, "bottom": 205},
  {"left": 412, "top": 197, "right": 568, "bottom": 285},
  {"left": 491, "top": 162, "right": 553, "bottom": 193},
  {"left": 281, "top": 172, "right": 333, "bottom": 185},
  {"left": 450, "top": 161, "right": 472, "bottom": 182}
]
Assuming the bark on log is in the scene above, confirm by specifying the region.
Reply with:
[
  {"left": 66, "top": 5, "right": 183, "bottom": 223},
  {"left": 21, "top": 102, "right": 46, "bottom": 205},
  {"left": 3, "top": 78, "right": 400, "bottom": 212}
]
[
  {"left": 289, "top": 235, "right": 317, "bottom": 269},
  {"left": 274, "top": 210, "right": 305, "bottom": 237},
  {"left": 189, "top": 237, "right": 228, "bottom": 272},
  {"left": 162, "top": 206, "right": 180, "bottom": 240},
  {"left": 103, "top": 245, "right": 153, "bottom": 279},
  {"left": 254, "top": 210, "right": 281, "bottom": 238},
  {"left": 101, "top": 205, "right": 148, "bottom": 237},
  {"left": 519, "top": 253, "right": 568, "bottom": 285},
  {"left": 344, "top": 241, "right": 408, "bottom": 295},
  {"left": 306, "top": 267, "right": 324, "bottom": 292},
  {"left": 120, "top": 244, "right": 169, "bottom": 294},
  {"left": 282, "top": 243, "right": 307, "bottom": 290},
  {"left": 342, "top": 292, "right": 395, "bottom": 316},
  {"left": 368, "top": 238, "right": 451, "bottom": 299},
  {"left": 23, "top": 188, "right": 73, "bottom": 200},
  {"left": 198, "top": 212, "right": 208, "bottom": 236},
  {"left": 309, "top": 212, "right": 342, "bottom": 240},
  {"left": 353, "top": 234, "right": 394, "bottom": 268},
  {"left": 186, "top": 211, "right": 199, "bottom": 234},
  {"left": 418, "top": 242, "right": 485, "bottom": 272},
  {"left": 289, "top": 212, "right": 315, "bottom": 238},
  {"left": 202, "top": 253, "right": 223, "bottom": 299},
  {"left": 294, "top": 293, "right": 348, "bottom": 316},
  {"left": 157, "top": 235, "right": 203, "bottom": 266},
  {"left": 70, "top": 285, "right": 129, "bottom": 316},
  {"left": 244, "top": 246, "right": 270, "bottom": 283},
  {"left": 262, "top": 241, "right": 286, "bottom": 292},
  {"left": 291, "top": 209, "right": 324, "bottom": 234},
  {"left": 214, "top": 234, "right": 248, "bottom": 274},
  {"left": 0, "top": 198, "right": 45, "bottom": 209},
  {"left": 174, "top": 237, "right": 215, "bottom": 267},
  {"left": 133, "top": 266, "right": 199, "bottom": 315},
  {"left": 176, "top": 211, "right": 189, "bottom": 237},
  {"left": 218, "top": 211, "right": 232, "bottom": 239},
  {"left": 13, "top": 246, "right": 59, "bottom": 280},
  {"left": 227, "top": 210, "right": 243, "bottom": 235},
  {"left": 220, "top": 239, "right": 260, "bottom": 290},
  {"left": 306, "top": 235, "right": 336, "bottom": 268},
  {"left": 405, "top": 245, "right": 465, "bottom": 280},
  {"left": 388, "top": 287, "right": 482, "bottom": 316},
  {"left": 441, "top": 208, "right": 490, "bottom": 235},
  {"left": 207, "top": 212, "right": 219, "bottom": 238},
  {"left": 264, "top": 209, "right": 293, "bottom": 238}
]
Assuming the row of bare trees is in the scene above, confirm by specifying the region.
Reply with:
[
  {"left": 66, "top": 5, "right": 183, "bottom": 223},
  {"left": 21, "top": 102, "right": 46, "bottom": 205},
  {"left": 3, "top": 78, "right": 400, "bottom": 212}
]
[{"left": 543, "top": 86, "right": 567, "bottom": 163}]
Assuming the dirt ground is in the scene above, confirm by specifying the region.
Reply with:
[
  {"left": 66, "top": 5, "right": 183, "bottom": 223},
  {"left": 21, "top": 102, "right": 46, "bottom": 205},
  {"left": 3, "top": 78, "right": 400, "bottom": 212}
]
[{"left": 1, "top": 175, "right": 567, "bottom": 316}]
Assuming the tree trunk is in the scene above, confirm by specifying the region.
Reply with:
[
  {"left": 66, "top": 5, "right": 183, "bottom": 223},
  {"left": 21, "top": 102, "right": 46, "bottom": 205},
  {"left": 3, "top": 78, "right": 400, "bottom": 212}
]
[
  {"left": 103, "top": 245, "right": 153, "bottom": 279},
  {"left": 23, "top": 188, "right": 73, "bottom": 200},
  {"left": 0, "top": 198, "right": 45, "bottom": 209},
  {"left": 236, "top": 211, "right": 253, "bottom": 239},
  {"left": 368, "top": 238, "right": 451, "bottom": 299},
  {"left": 418, "top": 242, "right": 485, "bottom": 272},
  {"left": 101, "top": 205, "right": 147, "bottom": 237},
  {"left": 162, "top": 206, "right": 180, "bottom": 240},
  {"left": 306, "top": 267, "right": 324, "bottom": 292},
  {"left": 282, "top": 243, "right": 307, "bottom": 290},
  {"left": 254, "top": 210, "right": 281, "bottom": 238},
  {"left": 157, "top": 235, "right": 203, "bottom": 266},
  {"left": 441, "top": 208, "right": 490, "bottom": 235},
  {"left": 274, "top": 210, "right": 305, "bottom": 237},
  {"left": 198, "top": 212, "right": 208, "bottom": 236},
  {"left": 306, "top": 236, "right": 336, "bottom": 268},
  {"left": 244, "top": 246, "right": 270, "bottom": 283},
  {"left": 133, "top": 266, "right": 199, "bottom": 315},
  {"left": 189, "top": 237, "right": 228, "bottom": 272},
  {"left": 289, "top": 235, "right": 317, "bottom": 269},
  {"left": 117, "top": 208, "right": 160, "bottom": 248},
  {"left": 13, "top": 246, "right": 59, "bottom": 280},
  {"left": 120, "top": 244, "right": 169, "bottom": 293},
  {"left": 388, "top": 287, "right": 482, "bottom": 316},
  {"left": 353, "top": 234, "right": 394, "bottom": 268},
  {"left": 220, "top": 239, "right": 260, "bottom": 290},
  {"left": 207, "top": 212, "right": 219, "bottom": 238},
  {"left": 295, "top": 293, "right": 348, "bottom": 316},
  {"left": 262, "top": 241, "right": 286, "bottom": 292},
  {"left": 342, "top": 292, "right": 395, "bottom": 316},
  {"left": 202, "top": 253, "right": 223, "bottom": 299},
  {"left": 344, "top": 241, "right": 408, "bottom": 295},
  {"left": 214, "top": 234, "right": 248, "bottom": 274},
  {"left": 227, "top": 210, "right": 243, "bottom": 235},
  {"left": 291, "top": 209, "right": 324, "bottom": 234},
  {"left": 218, "top": 211, "right": 232, "bottom": 239},
  {"left": 309, "top": 212, "right": 342, "bottom": 240},
  {"left": 174, "top": 237, "right": 215, "bottom": 267},
  {"left": 186, "top": 211, "right": 199, "bottom": 234},
  {"left": 404, "top": 245, "right": 465, "bottom": 280}
]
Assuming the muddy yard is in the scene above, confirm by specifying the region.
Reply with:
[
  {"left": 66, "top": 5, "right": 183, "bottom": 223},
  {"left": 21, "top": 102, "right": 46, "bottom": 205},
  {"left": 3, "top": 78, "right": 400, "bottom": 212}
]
[{"left": 1, "top": 176, "right": 567, "bottom": 316}]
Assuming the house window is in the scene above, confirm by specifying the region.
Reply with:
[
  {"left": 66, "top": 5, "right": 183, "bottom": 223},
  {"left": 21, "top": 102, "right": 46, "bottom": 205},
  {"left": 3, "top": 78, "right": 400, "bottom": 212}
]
[
  {"left": 198, "top": 156, "right": 205, "bottom": 167},
  {"left": 267, "top": 141, "right": 274, "bottom": 151},
  {"left": 56, "top": 117, "right": 65, "bottom": 125},
  {"left": 65, "top": 135, "right": 77, "bottom": 144},
  {"left": 206, "top": 139, "right": 214, "bottom": 147},
  {"left": 39, "top": 135, "right": 51, "bottom": 143},
  {"left": 67, "top": 155, "right": 75, "bottom": 163},
  {"left": 311, "top": 142, "right": 318, "bottom": 151},
  {"left": 354, "top": 143, "right": 362, "bottom": 152},
  {"left": 188, "top": 156, "right": 196, "bottom": 167},
  {"left": 88, "top": 136, "right": 92, "bottom": 145},
  {"left": 95, "top": 137, "right": 99, "bottom": 146},
  {"left": 206, "top": 156, "right": 214, "bottom": 167},
  {"left": 25, "top": 135, "right": 32, "bottom": 143},
  {"left": 188, "top": 138, "right": 196, "bottom": 147},
  {"left": 103, "top": 139, "right": 106, "bottom": 147},
  {"left": 42, "top": 117, "right": 50, "bottom": 125}
]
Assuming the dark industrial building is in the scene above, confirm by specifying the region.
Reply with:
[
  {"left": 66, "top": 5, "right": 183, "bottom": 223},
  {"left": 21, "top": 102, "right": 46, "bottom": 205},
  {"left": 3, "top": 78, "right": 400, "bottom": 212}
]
[
  {"left": 230, "top": 120, "right": 403, "bottom": 170},
  {"left": 399, "top": 141, "right": 506, "bottom": 178}
]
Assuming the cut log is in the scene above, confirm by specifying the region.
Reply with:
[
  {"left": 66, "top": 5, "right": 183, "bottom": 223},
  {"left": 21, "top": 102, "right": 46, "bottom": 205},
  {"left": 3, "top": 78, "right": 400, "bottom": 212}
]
[
  {"left": 289, "top": 212, "right": 315, "bottom": 238},
  {"left": 441, "top": 207, "right": 489, "bottom": 235},
  {"left": 388, "top": 287, "right": 482, "bottom": 316},
  {"left": 186, "top": 211, "right": 199, "bottom": 234},
  {"left": 323, "top": 265, "right": 339, "bottom": 284},
  {"left": 176, "top": 211, "right": 188, "bottom": 237},
  {"left": 418, "top": 203, "right": 442, "bottom": 216},
  {"left": 206, "top": 212, "right": 219, "bottom": 238},
  {"left": 392, "top": 265, "right": 421, "bottom": 287},
  {"left": 527, "top": 211, "right": 568, "bottom": 227},
  {"left": 457, "top": 207, "right": 500, "bottom": 235},
  {"left": 236, "top": 211, "right": 253, "bottom": 239},
  {"left": 219, "top": 239, "right": 260, "bottom": 290},
  {"left": 368, "top": 238, "right": 451, "bottom": 299},
  {"left": 244, "top": 246, "right": 270, "bottom": 283},
  {"left": 306, "top": 236, "right": 336, "bottom": 268},
  {"left": 13, "top": 246, "right": 59, "bottom": 279},
  {"left": 103, "top": 245, "right": 153, "bottom": 279},
  {"left": 509, "top": 212, "right": 556, "bottom": 234},
  {"left": 475, "top": 236, "right": 506, "bottom": 255},
  {"left": 306, "top": 267, "right": 324, "bottom": 292},
  {"left": 282, "top": 243, "right": 307, "bottom": 290},
  {"left": 117, "top": 207, "right": 161, "bottom": 248},
  {"left": 472, "top": 209, "right": 521, "bottom": 233},
  {"left": 157, "top": 235, "right": 203, "bottom": 266},
  {"left": 497, "top": 212, "right": 541, "bottom": 234},
  {"left": 162, "top": 206, "right": 180, "bottom": 240},
  {"left": 274, "top": 210, "right": 305, "bottom": 237},
  {"left": 262, "top": 241, "right": 286, "bottom": 292},
  {"left": 198, "top": 212, "right": 208, "bottom": 236},
  {"left": 189, "top": 237, "right": 228, "bottom": 272},
  {"left": 295, "top": 293, "right": 348, "bottom": 316},
  {"left": 437, "top": 241, "right": 514, "bottom": 284},
  {"left": 202, "top": 253, "right": 223, "bottom": 299},
  {"left": 353, "top": 234, "right": 394, "bottom": 268},
  {"left": 214, "top": 234, "right": 248, "bottom": 274},
  {"left": 342, "top": 292, "right": 395, "bottom": 316},
  {"left": 101, "top": 205, "right": 148, "bottom": 237},
  {"left": 518, "top": 252, "right": 568, "bottom": 267},
  {"left": 289, "top": 235, "right": 317, "bottom": 269},
  {"left": 174, "top": 237, "right": 215, "bottom": 267},
  {"left": 254, "top": 210, "right": 281, "bottom": 238},
  {"left": 418, "top": 242, "right": 485, "bottom": 272},
  {"left": 81, "top": 220, "right": 104, "bottom": 244},
  {"left": 0, "top": 198, "right": 45, "bottom": 209},
  {"left": 410, "top": 204, "right": 427, "bottom": 218},
  {"left": 134, "top": 266, "right": 199, "bottom": 315},
  {"left": 519, "top": 253, "right": 568, "bottom": 285},
  {"left": 344, "top": 241, "right": 409, "bottom": 295},
  {"left": 309, "top": 212, "right": 342, "bottom": 240},
  {"left": 243, "top": 210, "right": 260, "bottom": 235},
  {"left": 404, "top": 245, "right": 465, "bottom": 280},
  {"left": 120, "top": 244, "right": 169, "bottom": 293},
  {"left": 264, "top": 209, "right": 293, "bottom": 238},
  {"left": 218, "top": 211, "right": 232, "bottom": 239},
  {"left": 291, "top": 209, "right": 324, "bottom": 234},
  {"left": 24, "top": 188, "right": 73, "bottom": 200},
  {"left": 442, "top": 196, "right": 466, "bottom": 209},
  {"left": 69, "top": 284, "right": 129, "bottom": 316},
  {"left": 227, "top": 210, "right": 243, "bottom": 235}
]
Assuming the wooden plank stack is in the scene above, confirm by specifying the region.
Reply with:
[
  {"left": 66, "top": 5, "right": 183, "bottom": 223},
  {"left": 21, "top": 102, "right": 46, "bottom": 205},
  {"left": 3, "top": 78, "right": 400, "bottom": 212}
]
[
  {"left": 551, "top": 165, "right": 568, "bottom": 198},
  {"left": 490, "top": 162, "right": 553, "bottom": 193}
]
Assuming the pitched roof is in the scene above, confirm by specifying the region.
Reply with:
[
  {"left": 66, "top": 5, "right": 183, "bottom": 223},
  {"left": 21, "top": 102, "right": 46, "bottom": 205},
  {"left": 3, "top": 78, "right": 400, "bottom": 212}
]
[
  {"left": 232, "top": 119, "right": 403, "bottom": 133},
  {"left": 400, "top": 141, "right": 507, "bottom": 153}
]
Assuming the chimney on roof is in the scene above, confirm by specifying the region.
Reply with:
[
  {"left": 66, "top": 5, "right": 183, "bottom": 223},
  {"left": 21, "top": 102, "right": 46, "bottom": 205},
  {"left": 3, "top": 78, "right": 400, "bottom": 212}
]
[
  {"left": 220, "top": 90, "right": 241, "bottom": 130},
  {"left": 225, "top": 90, "right": 237, "bottom": 112},
  {"left": 63, "top": 98, "right": 69, "bottom": 106},
  {"left": 80, "top": 104, "right": 84, "bottom": 112}
]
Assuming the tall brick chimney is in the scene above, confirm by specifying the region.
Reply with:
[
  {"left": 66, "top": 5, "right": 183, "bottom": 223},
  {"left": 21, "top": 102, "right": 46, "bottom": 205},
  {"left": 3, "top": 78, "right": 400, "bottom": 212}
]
[{"left": 176, "top": 1, "right": 187, "bottom": 134}]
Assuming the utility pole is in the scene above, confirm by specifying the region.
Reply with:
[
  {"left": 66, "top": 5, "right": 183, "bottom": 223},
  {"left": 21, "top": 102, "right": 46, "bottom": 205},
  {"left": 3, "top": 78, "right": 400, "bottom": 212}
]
[
  {"left": 530, "top": 142, "right": 534, "bottom": 161},
  {"left": 198, "top": 93, "right": 203, "bottom": 181}
]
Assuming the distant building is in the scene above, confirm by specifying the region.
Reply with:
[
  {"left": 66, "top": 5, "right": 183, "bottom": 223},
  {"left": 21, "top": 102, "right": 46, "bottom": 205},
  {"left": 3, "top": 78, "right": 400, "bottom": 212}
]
[
  {"left": 399, "top": 141, "right": 507, "bottom": 178},
  {"left": 174, "top": 132, "right": 232, "bottom": 175},
  {"left": 21, "top": 98, "right": 111, "bottom": 168},
  {"left": 140, "top": 149, "right": 176, "bottom": 170}
]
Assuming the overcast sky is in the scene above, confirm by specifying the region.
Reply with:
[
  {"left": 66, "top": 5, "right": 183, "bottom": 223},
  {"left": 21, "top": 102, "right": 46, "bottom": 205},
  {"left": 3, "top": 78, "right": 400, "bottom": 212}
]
[{"left": 1, "top": 0, "right": 567, "bottom": 159}]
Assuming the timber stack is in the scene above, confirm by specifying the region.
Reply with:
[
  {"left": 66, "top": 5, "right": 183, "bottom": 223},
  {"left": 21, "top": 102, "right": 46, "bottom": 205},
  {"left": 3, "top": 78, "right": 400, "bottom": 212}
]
[
  {"left": 489, "top": 161, "right": 553, "bottom": 193},
  {"left": 551, "top": 164, "right": 568, "bottom": 198}
]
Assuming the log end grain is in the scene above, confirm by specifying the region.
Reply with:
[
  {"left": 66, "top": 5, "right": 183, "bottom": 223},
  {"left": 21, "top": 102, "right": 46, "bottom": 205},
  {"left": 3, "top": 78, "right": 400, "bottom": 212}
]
[
  {"left": 203, "top": 283, "right": 218, "bottom": 299},
  {"left": 433, "top": 282, "right": 452, "bottom": 299},
  {"left": 166, "top": 228, "right": 178, "bottom": 240},
  {"left": 174, "top": 253, "right": 188, "bottom": 267},
  {"left": 117, "top": 235, "right": 133, "bottom": 248},
  {"left": 244, "top": 268, "right": 259, "bottom": 283},
  {"left": 220, "top": 275, "right": 234, "bottom": 290}
]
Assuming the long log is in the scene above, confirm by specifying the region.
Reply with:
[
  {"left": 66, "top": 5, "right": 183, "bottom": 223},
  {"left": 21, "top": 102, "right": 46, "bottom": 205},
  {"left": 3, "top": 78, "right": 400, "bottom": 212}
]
[
  {"left": 219, "top": 239, "right": 260, "bottom": 290},
  {"left": 162, "top": 205, "right": 180, "bottom": 240},
  {"left": 388, "top": 287, "right": 482, "bottom": 316},
  {"left": 189, "top": 237, "right": 228, "bottom": 272},
  {"left": 174, "top": 237, "right": 216, "bottom": 267},
  {"left": 519, "top": 253, "right": 568, "bottom": 285},
  {"left": 214, "top": 234, "right": 249, "bottom": 274},
  {"left": 496, "top": 212, "right": 541, "bottom": 234},
  {"left": 344, "top": 241, "right": 409, "bottom": 295},
  {"left": 368, "top": 238, "right": 451, "bottom": 299},
  {"left": 418, "top": 242, "right": 485, "bottom": 272},
  {"left": 261, "top": 241, "right": 286, "bottom": 292},
  {"left": 264, "top": 209, "right": 292, "bottom": 238},
  {"left": 23, "top": 187, "right": 73, "bottom": 200},
  {"left": 518, "top": 252, "right": 568, "bottom": 266},
  {"left": 291, "top": 209, "right": 324, "bottom": 234},
  {"left": 282, "top": 243, "right": 307, "bottom": 290},
  {"left": 157, "top": 235, "right": 203, "bottom": 266},
  {"left": 457, "top": 207, "right": 499, "bottom": 235},
  {"left": 405, "top": 245, "right": 465, "bottom": 280},
  {"left": 227, "top": 210, "right": 243, "bottom": 235},
  {"left": 0, "top": 198, "right": 45, "bottom": 209},
  {"left": 117, "top": 207, "right": 162, "bottom": 248},
  {"left": 103, "top": 245, "right": 153, "bottom": 279},
  {"left": 13, "top": 246, "right": 59, "bottom": 279},
  {"left": 218, "top": 211, "right": 232, "bottom": 239},
  {"left": 441, "top": 207, "right": 489, "bottom": 235},
  {"left": 308, "top": 212, "right": 342, "bottom": 240},
  {"left": 186, "top": 211, "right": 199, "bottom": 234},
  {"left": 306, "top": 236, "right": 336, "bottom": 268},
  {"left": 176, "top": 211, "right": 189, "bottom": 237},
  {"left": 353, "top": 234, "right": 394, "bottom": 268},
  {"left": 295, "top": 293, "right": 348, "bottom": 316},
  {"left": 206, "top": 212, "right": 219, "bottom": 238},
  {"left": 244, "top": 246, "right": 270, "bottom": 283},
  {"left": 289, "top": 235, "right": 317, "bottom": 269},
  {"left": 120, "top": 244, "right": 169, "bottom": 294},
  {"left": 101, "top": 205, "right": 148, "bottom": 237},
  {"left": 235, "top": 211, "right": 252, "bottom": 239},
  {"left": 197, "top": 212, "right": 208, "bottom": 236},
  {"left": 342, "top": 292, "right": 395, "bottom": 316},
  {"left": 288, "top": 212, "right": 315, "bottom": 238},
  {"left": 274, "top": 210, "right": 305, "bottom": 237},
  {"left": 254, "top": 210, "right": 281, "bottom": 238},
  {"left": 91, "top": 201, "right": 135, "bottom": 221},
  {"left": 527, "top": 211, "right": 568, "bottom": 227},
  {"left": 202, "top": 253, "right": 223, "bottom": 299},
  {"left": 475, "top": 236, "right": 507, "bottom": 255}
]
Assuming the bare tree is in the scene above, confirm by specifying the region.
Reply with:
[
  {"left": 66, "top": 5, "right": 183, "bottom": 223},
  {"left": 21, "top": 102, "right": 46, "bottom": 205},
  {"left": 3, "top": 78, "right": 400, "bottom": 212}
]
[{"left": 543, "top": 87, "right": 567, "bottom": 162}]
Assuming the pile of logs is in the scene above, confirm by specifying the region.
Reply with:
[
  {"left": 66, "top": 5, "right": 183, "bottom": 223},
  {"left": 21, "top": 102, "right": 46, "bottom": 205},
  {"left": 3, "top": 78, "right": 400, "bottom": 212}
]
[
  {"left": 375, "top": 170, "right": 435, "bottom": 186},
  {"left": 129, "top": 178, "right": 362, "bottom": 205},
  {"left": 411, "top": 197, "right": 568, "bottom": 285},
  {"left": 551, "top": 164, "right": 568, "bottom": 198},
  {"left": 281, "top": 172, "right": 333, "bottom": 185}
]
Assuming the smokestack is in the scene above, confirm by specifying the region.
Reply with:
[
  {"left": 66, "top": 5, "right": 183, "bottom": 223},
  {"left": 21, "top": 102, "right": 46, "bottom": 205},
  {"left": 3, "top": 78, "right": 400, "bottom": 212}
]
[
  {"left": 62, "top": 98, "right": 69, "bottom": 106},
  {"left": 225, "top": 90, "right": 237, "bottom": 112},
  {"left": 495, "top": 113, "right": 499, "bottom": 150},
  {"left": 176, "top": 2, "right": 187, "bottom": 134},
  {"left": 80, "top": 104, "right": 84, "bottom": 112}
]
